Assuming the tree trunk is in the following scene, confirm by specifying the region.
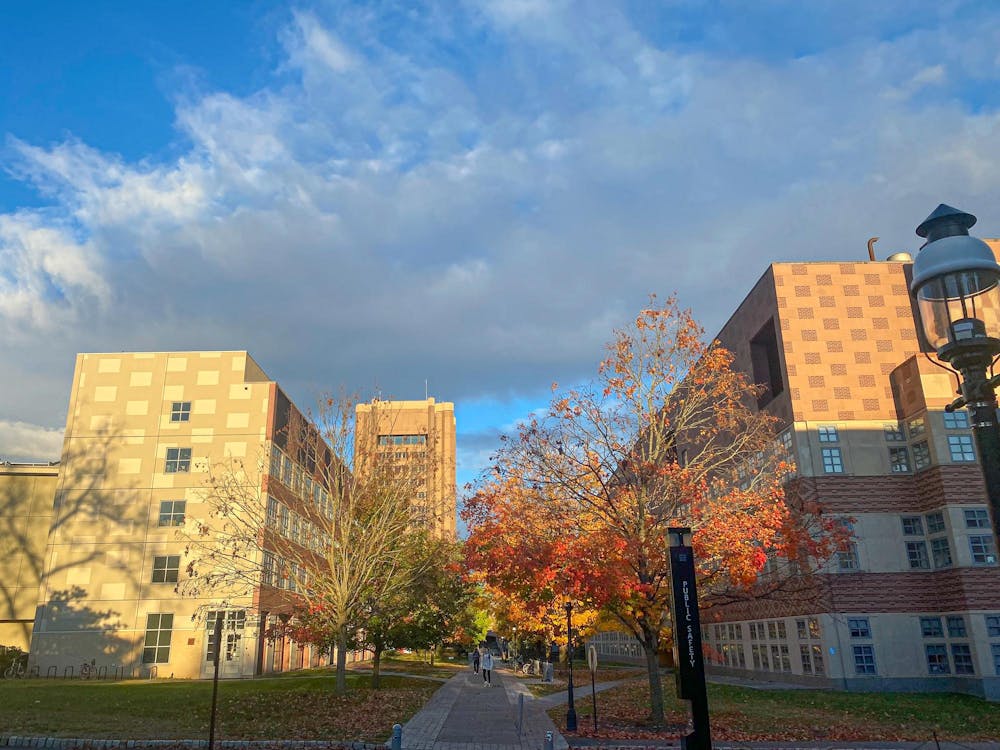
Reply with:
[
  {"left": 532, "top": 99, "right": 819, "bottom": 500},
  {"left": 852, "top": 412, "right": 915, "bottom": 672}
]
[
  {"left": 429, "top": 646, "right": 435, "bottom": 667},
  {"left": 643, "top": 627, "right": 665, "bottom": 726},
  {"left": 372, "top": 645, "right": 382, "bottom": 690},
  {"left": 335, "top": 626, "right": 348, "bottom": 695}
]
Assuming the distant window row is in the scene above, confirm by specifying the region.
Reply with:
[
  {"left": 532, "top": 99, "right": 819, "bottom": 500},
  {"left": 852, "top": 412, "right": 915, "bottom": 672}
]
[
  {"left": 820, "top": 413, "right": 970, "bottom": 447},
  {"left": 377, "top": 434, "right": 427, "bottom": 446},
  {"left": 269, "top": 446, "right": 334, "bottom": 520},
  {"left": 266, "top": 496, "right": 331, "bottom": 552},
  {"left": 261, "top": 551, "right": 310, "bottom": 593},
  {"left": 819, "top": 435, "right": 976, "bottom": 475}
]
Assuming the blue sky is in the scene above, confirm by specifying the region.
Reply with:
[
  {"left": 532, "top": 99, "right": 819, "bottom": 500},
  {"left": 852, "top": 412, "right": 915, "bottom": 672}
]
[{"left": 3, "top": 0, "right": 1000, "bottom": 505}]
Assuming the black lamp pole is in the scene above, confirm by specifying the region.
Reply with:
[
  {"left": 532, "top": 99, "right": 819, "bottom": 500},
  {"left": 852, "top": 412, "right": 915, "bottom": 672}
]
[
  {"left": 565, "top": 601, "right": 577, "bottom": 732},
  {"left": 911, "top": 205, "right": 1000, "bottom": 554}
]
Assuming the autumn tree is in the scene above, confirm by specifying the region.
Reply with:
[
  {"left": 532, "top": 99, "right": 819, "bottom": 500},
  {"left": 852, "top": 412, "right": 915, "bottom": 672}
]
[
  {"left": 180, "top": 394, "right": 433, "bottom": 694},
  {"left": 464, "top": 296, "right": 840, "bottom": 725}
]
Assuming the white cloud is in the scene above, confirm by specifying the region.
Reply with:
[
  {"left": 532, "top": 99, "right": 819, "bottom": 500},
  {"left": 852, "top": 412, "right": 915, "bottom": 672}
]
[
  {"left": 0, "top": 420, "right": 63, "bottom": 462},
  {"left": 4, "top": 2, "right": 1000, "bottom": 461}
]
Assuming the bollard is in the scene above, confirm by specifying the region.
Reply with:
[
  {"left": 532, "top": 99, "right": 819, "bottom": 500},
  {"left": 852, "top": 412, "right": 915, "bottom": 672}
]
[
  {"left": 544, "top": 730, "right": 554, "bottom": 750},
  {"left": 516, "top": 693, "right": 524, "bottom": 736},
  {"left": 391, "top": 723, "right": 402, "bottom": 750}
]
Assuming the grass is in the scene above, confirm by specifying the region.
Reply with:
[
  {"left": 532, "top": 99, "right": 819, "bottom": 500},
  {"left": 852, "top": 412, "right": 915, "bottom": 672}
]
[
  {"left": 0, "top": 673, "right": 438, "bottom": 742},
  {"left": 348, "top": 652, "right": 466, "bottom": 680},
  {"left": 554, "top": 677, "right": 1000, "bottom": 741}
]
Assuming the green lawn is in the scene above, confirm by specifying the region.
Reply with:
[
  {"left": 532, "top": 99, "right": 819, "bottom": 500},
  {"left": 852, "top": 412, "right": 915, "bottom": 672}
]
[
  {"left": 0, "top": 673, "right": 437, "bottom": 742},
  {"left": 557, "top": 678, "right": 1000, "bottom": 741}
]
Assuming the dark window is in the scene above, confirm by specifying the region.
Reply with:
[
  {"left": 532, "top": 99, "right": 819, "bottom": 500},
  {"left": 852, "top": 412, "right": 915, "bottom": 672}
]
[
  {"left": 913, "top": 441, "right": 931, "bottom": 470},
  {"left": 142, "top": 613, "right": 173, "bottom": 663},
  {"left": 986, "top": 615, "right": 1000, "bottom": 638},
  {"left": 931, "top": 538, "right": 952, "bottom": 568},
  {"left": 920, "top": 617, "right": 943, "bottom": 637},
  {"left": 170, "top": 401, "right": 191, "bottom": 422},
  {"left": 853, "top": 645, "right": 876, "bottom": 675},
  {"left": 848, "top": 618, "right": 871, "bottom": 638},
  {"left": 926, "top": 511, "right": 946, "bottom": 534},
  {"left": 151, "top": 555, "right": 180, "bottom": 583},
  {"left": 901, "top": 516, "right": 924, "bottom": 536},
  {"left": 906, "top": 541, "right": 930, "bottom": 569},
  {"left": 952, "top": 644, "right": 974, "bottom": 675},
  {"left": 947, "top": 616, "right": 967, "bottom": 638},
  {"left": 965, "top": 509, "right": 991, "bottom": 528},
  {"left": 165, "top": 448, "right": 191, "bottom": 473},
  {"left": 889, "top": 447, "right": 910, "bottom": 473},
  {"left": 925, "top": 644, "right": 950, "bottom": 674},
  {"left": 749, "top": 318, "right": 784, "bottom": 408},
  {"left": 970, "top": 535, "right": 997, "bottom": 565},
  {"left": 158, "top": 500, "right": 186, "bottom": 527}
]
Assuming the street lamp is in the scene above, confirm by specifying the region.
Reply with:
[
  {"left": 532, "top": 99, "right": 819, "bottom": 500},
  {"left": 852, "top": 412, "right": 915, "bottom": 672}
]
[
  {"left": 564, "top": 601, "right": 577, "bottom": 732},
  {"left": 910, "top": 204, "right": 1000, "bottom": 554}
]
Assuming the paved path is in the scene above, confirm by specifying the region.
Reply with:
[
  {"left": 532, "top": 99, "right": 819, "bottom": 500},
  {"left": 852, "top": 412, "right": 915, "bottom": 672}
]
[{"left": 398, "top": 667, "right": 569, "bottom": 750}]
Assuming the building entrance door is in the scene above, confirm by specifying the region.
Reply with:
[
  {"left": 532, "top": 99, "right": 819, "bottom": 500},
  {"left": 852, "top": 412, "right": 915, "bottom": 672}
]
[{"left": 204, "top": 610, "right": 247, "bottom": 677}]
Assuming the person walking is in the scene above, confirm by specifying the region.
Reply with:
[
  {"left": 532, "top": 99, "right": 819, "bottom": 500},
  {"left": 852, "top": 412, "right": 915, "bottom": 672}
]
[
  {"left": 481, "top": 650, "right": 493, "bottom": 686},
  {"left": 472, "top": 647, "right": 481, "bottom": 674}
]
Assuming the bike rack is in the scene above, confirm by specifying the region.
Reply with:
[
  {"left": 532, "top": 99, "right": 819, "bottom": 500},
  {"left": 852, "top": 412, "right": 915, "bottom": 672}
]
[
  {"left": 114, "top": 665, "right": 126, "bottom": 681},
  {"left": 47, "top": 666, "right": 57, "bottom": 679},
  {"left": 64, "top": 666, "right": 74, "bottom": 678},
  {"left": 29, "top": 665, "right": 39, "bottom": 678},
  {"left": 97, "top": 665, "right": 108, "bottom": 680}
]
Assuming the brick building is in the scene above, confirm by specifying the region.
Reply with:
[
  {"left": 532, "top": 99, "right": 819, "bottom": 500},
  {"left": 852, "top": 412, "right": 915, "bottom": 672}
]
[{"left": 703, "top": 251, "right": 1000, "bottom": 698}]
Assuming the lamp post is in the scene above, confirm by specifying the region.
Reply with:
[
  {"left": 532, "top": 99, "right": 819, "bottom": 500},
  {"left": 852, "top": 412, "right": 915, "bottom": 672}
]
[
  {"left": 564, "top": 601, "right": 577, "bottom": 732},
  {"left": 910, "top": 204, "right": 1000, "bottom": 554}
]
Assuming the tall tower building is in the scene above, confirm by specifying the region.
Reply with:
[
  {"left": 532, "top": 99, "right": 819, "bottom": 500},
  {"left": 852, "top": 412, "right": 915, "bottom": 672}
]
[{"left": 355, "top": 398, "right": 457, "bottom": 538}]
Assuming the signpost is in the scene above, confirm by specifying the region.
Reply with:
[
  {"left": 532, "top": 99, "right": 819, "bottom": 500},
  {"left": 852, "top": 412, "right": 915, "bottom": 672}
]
[
  {"left": 208, "top": 614, "right": 224, "bottom": 750},
  {"left": 668, "top": 527, "right": 711, "bottom": 750},
  {"left": 587, "top": 645, "right": 598, "bottom": 731}
]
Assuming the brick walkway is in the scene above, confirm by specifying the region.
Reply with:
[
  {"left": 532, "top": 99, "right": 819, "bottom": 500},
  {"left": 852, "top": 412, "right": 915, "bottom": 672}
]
[{"left": 398, "top": 667, "right": 569, "bottom": 750}]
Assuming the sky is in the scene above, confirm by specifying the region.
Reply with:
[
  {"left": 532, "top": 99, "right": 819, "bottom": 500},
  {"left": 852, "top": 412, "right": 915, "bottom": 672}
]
[{"left": 3, "top": 0, "right": 1000, "bottom": 502}]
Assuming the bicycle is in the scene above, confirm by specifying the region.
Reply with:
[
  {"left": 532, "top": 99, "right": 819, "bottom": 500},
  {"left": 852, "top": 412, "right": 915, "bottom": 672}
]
[
  {"left": 3, "top": 662, "right": 26, "bottom": 679},
  {"left": 80, "top": 660, "right": 95, "bottom": 679}
]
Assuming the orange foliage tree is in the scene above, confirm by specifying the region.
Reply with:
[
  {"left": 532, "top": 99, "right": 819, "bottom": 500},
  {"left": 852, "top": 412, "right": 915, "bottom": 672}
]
[{"left": 464, "top": 296, "right": 841, "bottom": 725}]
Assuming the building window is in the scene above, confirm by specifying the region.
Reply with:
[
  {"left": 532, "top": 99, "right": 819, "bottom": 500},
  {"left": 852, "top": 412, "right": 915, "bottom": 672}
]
[
  {"left": 800, "top": 644, "right": 813, "bottom": 674},
  {"left": 901, "top": 516, "right": 924, "bottom": 536},
  {"left": 946, "top": 616, "right": 967, "bottom": 638},
  {"left": 836, "top": 519, "right": 859, "bottom": 571},
  {"left": 909, "top": 416, "right": 926, "bottom": 436},
  {"left": 906, "top": 541, "right": 930, "bottom": 569},
  {"left": 157, "top": 500, "right": 186, "bottom": 527},
  {"left": 948, "top": 435, "right": 976, "bottom": 462},
  {"left": 889, "top": 447, "right": 910, "bottom": 473},
  {"left": 925, "top": 644, "right": 950, "bottom": 674},
  {"left": 951, "top": 644, "right": 974, "bottom": 675},
  {"left": 266, "top": 497, "right": 278, "bottom": 528},
  {"left": 852, "top": 645, "right": 877, "bottom": 675},
  {"left": 969, "top": 534, "right": 997, "bottom": 565},
  {"left": 931, "top": 537, "right": 953, "bottom": 568},
  {"left": 926, "top": 511, "right": 946, "bottom": 534},
  {"left": 992, "top": 644, "right": 1000, "bottom": 676},
  {"left": 142, "top": 613, "right": 173, "bottom": 664},
  {"left": 811, "top": 644, "right": 825, "bottom": 675},
  {"left": 986, "top": 615, "right": 1000, "bottom": 638},
  {"left": 943, "top": 410, "right": 970, "bottom": 429},
  {"left": 262, "top": 551, "right": 275, "bottom": 586},
  {"left": 808, "top": 618, "right": 821, "bottom": 639},
  {"left": 884, "top": 423, "right": 906, "bottom": 441},
  {"left": 848, "top": 618, "right": 871, "bottom": 638},
  {"left": 170, "top": 401, "right": 191, "bottom": 422},
  {"left": 151, "top": 555, "right": 180, "bottom": 583},
  {"left": 818, "top": 425, "right": 839, "bottom": 442},
  {"left": 206, "top": 610, "right": 246, "bottom": 663},
  {"left": 279, "top": 506, "right": 289, "bottom": 537},
  {"left": 965, "top": 508, "right": 991, "bottom": 529},
  {"left": 164, "top": 447, "right": 192, "bottom": 473},
  {"left": 822, "top": 447, "right": 844, "bottom": 473},
  {"left": 920, "top": 617, "right": 944, "bottom": 638},
  {"left": 796, "top": 619, "right": 807, "bottom": 640},
  {"left": 913, "top": 441, "right": 931, "bottom": 470}
]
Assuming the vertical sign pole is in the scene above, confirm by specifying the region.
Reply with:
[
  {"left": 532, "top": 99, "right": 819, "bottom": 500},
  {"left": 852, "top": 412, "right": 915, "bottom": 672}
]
[
  {"left": 208, "top": 614, "right": 224, "bottom": 750},
  {"left": 668, "top": 527, "right": 711, "bottom": 750},
  {"left": 587, "top": 645, "right": 598, "bottom": 731}
]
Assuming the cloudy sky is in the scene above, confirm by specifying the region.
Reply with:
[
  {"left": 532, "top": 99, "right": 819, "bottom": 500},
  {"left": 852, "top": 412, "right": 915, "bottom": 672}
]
[{"left": 3, "top": 0, "right": 1000, "bottom": 493}]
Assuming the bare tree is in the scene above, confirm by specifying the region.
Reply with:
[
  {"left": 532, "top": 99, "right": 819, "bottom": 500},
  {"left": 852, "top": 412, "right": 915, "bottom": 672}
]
[{"left": 180, "top": 394, "right": 433, "bottom": 694}]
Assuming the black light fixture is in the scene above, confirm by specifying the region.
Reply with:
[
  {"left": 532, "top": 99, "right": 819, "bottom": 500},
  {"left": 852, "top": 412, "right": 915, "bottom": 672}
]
[{"left": 910, "top": 204, "right": 1000, "bottom": 554}]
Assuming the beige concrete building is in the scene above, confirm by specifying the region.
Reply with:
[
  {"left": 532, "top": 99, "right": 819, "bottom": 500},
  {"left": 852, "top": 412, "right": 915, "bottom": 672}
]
[
  {"left": 0, "top": 462, "right": 59, "bottom": 651},
  {"left": 700, "top": 248, "right": 1000, "bottom": 699},
  {"left": 26, "top": 351, "right": 337, "bottom": 679},
  {"left": 355, "top": 398, "right": 457, "bottom": 538}
]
